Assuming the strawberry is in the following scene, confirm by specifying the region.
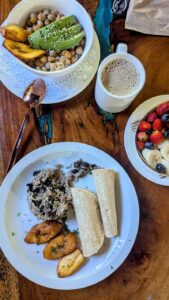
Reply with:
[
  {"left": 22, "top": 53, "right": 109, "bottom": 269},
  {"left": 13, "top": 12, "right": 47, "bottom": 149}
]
[
  {"left": 138, "top": 121, "right": 151, "bottom": 132},
  {"left": 137, "top": 141, "right": 145, "bottom": 150},
  {"left": 150, "top": 131, "right": 163, "bottom": 144},
  {"left": 137, "top": 132, "right": 148, "bottom": 142},
  {"left": 152, "top": 119, "right": 162, "bottom": 131},
  {"left": 147, "top": 112, "right": 158, "bottom": 123},
  {"left": 156, "top": 102, "right": 169, "bottom": 116}
]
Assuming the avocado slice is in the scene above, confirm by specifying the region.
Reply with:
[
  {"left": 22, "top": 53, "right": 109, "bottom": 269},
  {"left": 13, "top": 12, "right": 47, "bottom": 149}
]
[
  {"left": 46, "top": 31, "right": 85, "bottom": 50},
  {"left": 29, "top": 24, "right": 82, "bottom": 50},
  {"left": 28, "top": 15, "right": 77, "bottom": 47}
]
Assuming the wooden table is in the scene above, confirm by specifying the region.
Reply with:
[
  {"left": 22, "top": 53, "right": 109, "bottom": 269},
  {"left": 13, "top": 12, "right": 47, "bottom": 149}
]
[{"left": 1, "top": 1, "right": 169, "bottom": 299}]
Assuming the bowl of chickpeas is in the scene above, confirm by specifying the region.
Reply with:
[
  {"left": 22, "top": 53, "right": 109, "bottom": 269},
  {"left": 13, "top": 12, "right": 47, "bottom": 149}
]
[{"left": 6, "top": 0, "right": 94, "bottom": 77}]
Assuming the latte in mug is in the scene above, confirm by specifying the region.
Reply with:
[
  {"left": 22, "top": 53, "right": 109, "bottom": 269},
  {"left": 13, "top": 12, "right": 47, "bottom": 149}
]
[{"left": 101, "top": 58, "right": 140, "bottom": 97}]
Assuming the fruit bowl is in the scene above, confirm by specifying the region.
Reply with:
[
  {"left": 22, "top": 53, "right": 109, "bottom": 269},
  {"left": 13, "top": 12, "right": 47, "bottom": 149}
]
[
  {"left": 136, "top": 101, "right": 169, "bottom": 176},
  {"left": 5, "top": 0, "right": 94, "bottom": 77},
  {"left": 124, "top": 95, "right": 169, "bottom": 185}
]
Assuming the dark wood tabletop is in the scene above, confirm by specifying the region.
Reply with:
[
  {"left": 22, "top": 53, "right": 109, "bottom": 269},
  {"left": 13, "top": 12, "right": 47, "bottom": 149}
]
[{"left": 1, "top": 1, "right": 169, "bottom": 299}]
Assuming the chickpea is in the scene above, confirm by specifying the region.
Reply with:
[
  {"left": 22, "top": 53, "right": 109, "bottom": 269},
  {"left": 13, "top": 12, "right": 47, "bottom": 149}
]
[
  {"left": 42, "top": 66, "right": 47, "bottom": 71},
  {"left": 47, "top": 14, "right": 56, "bottom": 22},
  {"left": 35, "top": 58, "right": 43, "bottom": 66},
  {"left": 70, "top": 50, "right": 75, "bottom": 56},
  {"left": 50, "top": 63, "right": 57, "bottom": 71},
  {"left": 44, "top": 19, "right": 50, "bottom": 26},
  {"left": 76, "top": 46, "right": 83, "bottom": 55},
  {"left": 48, "top": 56, "right": 56, "bottom": 62},
  {"left": 37, "top": 20, "right": 44, "bottom": 27},
  {"left": 44, "top": 9, "right": 50, "bottom": 15},
  {"left": 33, "top": 24, "right": 41, "bottom": 31},
  {"left": 65, "top": 58, "right": 71, "bottom": 65},
  {"left": 37, "top": 12, "right": 45, "bottom": 21},
  {"left": 26, "top": 27, "right": 34, "bottom": 33},
  {"left": 40, "top": 56, "right": 48, "bottom": 63},
  {"left": 36, "top": 66, "right": 42, "bottom": 71},
  {"left": 30, "top": 12, "right": 37, "bottom": 24},
  {"left": 64, "top": 50, "right": 72, "bottom": 59},
  {"left": 56, "top": 62, "right": 64, "bottom": 69},
  {"left": 71, "top": 56, "right": 78, "bottom": 64},
  {"left": 51, "top": 9, "right": 58, "bottom": 15},
  {"left": 45, "top": 62, "right": 50, "bottom": 70},
  {"left": 49, "top": 50, "right": 57, "bottom": 57}
]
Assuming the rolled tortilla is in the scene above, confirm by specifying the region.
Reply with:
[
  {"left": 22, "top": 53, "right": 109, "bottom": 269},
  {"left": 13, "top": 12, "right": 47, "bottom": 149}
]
[
  {"left": 92, "top": 169, "right": 118, "bottom": 238},
  {"left": 71, "top": 188, "right": 104, "bottom": 257}
]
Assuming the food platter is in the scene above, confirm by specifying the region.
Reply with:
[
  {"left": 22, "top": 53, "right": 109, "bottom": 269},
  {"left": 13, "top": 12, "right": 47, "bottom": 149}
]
[
  {"left": 124, "top": 95, "right": 169, "bottom": 186},
  {"left": 0, "top": 142, "right": 139, "bottom": 289},
  {"left": 0, "top": 29, "right": 100, "bottom": 104}
]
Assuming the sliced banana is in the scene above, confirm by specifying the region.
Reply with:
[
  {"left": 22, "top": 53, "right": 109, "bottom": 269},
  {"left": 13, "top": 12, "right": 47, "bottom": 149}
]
[
  {"left": 142, "top": 149, "right": 162, "bottom": 168},
  {"left": 161, "top": 159, "right": 169, "bottom": 175},
  {"left": 160, "top": 143, "right": 169, "bottom": 162},
  {"left": 157, "top": 140, "right": 169, "bottom": 150}
]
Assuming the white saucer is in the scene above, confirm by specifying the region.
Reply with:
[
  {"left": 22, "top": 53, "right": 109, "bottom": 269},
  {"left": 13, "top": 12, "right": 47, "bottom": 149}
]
[
  {"left": 124, "top": 95, "right": 169, "bottom": 186},
  {"left": 0, "top": 29, "right": 100, "bottom": 104}
]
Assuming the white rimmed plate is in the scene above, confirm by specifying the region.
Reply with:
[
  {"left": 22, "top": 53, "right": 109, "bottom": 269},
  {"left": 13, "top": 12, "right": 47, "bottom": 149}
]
[
  {"left": 0, "top": 142, "right": 139, "bottom": 289},
  {"left": 124, "top": 95, "right": 169, "bottom": 186},
  {"left": 0, "top": 30, "right": 100, "bottom": 104}
]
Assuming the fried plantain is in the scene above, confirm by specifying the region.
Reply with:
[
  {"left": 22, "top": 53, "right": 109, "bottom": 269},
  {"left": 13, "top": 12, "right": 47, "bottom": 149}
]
[
  {"left": 57, "top": 249, "right": 85, "bottom": 277},
  {"left": 0, "top": 25, "right": 30, "bottom": 42},
  {"left": 3, "top": 39, "right": 45, "bottom": 60},
  {"left": 43, "top": 232, "right": 77, "bottom": 260},
  {"left": 24, "top": 221, "right": 62, "bottom": 244}
]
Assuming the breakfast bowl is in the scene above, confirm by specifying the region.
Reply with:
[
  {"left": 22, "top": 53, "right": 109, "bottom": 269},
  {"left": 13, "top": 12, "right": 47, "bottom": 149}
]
[
  {"left": 4, "top": 0, "right": 94, "bottom": 77},
  {"left": 124, "top": 95, "right": 169, "bottom": 186}
]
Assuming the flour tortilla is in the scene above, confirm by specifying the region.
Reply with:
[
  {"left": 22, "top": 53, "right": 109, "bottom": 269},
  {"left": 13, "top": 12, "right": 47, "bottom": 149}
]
[
  {"left": 92, "top": 169, "right": 118, "bottom": 238},
  {"left": 71, "top": 188, "right": 104, "bottom": 257}
]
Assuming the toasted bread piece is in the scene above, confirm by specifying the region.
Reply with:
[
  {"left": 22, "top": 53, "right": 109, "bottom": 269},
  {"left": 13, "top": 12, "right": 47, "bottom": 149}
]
[{"left": 57, "top": 249, "right": 85, "bottom": 277}]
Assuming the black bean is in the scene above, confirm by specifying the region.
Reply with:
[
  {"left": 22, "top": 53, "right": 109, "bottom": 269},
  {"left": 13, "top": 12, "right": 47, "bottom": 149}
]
[
  {"left": 72, "top": 169, "right": 79, "bottom": 174},
  {"left": 81, "top": 161, "right": 89, "bottom": 168},
  {"left": 33, "top": 170, "right": 40, "bottom": 176},
  {"left": 26, "top": 183, "right": 33, "bottom": 191},
  {"left": 32, "top": 188, "right": 40, "bottom": 194},
  {"left": 74, "top": 160, "right": 82, "bottom": 168}
]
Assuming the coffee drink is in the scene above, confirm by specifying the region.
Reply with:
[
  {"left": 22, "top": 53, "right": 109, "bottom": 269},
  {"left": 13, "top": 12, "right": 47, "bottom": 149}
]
[{"left": 101, "top": 58, "right": 140, "bottom": 96}]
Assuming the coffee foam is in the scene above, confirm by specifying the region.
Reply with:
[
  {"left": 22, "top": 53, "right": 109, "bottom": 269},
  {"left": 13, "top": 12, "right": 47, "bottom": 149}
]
[{"left": 101, "top": 58, "right": 140, "bottom": 96}]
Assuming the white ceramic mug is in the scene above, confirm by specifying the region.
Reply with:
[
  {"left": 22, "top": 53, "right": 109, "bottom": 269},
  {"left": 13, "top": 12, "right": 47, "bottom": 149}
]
[{"left": 94, "top": 43, "right": 146, "bottom": 113}]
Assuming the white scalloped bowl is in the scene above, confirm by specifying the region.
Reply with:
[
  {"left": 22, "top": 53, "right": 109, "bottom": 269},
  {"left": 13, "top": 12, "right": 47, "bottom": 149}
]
[{"left": 6, "top": 0, "right": 94, "bottom": 77}]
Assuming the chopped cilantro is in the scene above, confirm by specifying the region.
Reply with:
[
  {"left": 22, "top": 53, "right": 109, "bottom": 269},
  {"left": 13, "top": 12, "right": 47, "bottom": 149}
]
[
  {"left": 36, "top": 251, "right": 40, "bottom": 254},
  {"left": 17, "top": 212, "right": 21, "bottom": 217},
  {"left": 11, "top": 232, "right": 15, "bottom": 236}
]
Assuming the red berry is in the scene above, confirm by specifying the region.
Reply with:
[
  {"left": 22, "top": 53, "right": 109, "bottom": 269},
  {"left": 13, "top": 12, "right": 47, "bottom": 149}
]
[
  {"left": 152, "top": 119, "right": 162, "bottom": 131},
  {"left": 156, "top": 102, "right": 169, "bottom": 116},
  {"left": 138, "top": 121, "right": 151, "bottom": 132},
  {"left": 137, "top": 141, "right": 145, "bottom": 150},
  {"left": 137, "top": 132, "right": 148, "bottom": 142},
  {"left": 150, "top": 131, "right": 163, "bottom": 144},
  {"left": 147, "top": 112, "right": 158, "bottom": 123}
]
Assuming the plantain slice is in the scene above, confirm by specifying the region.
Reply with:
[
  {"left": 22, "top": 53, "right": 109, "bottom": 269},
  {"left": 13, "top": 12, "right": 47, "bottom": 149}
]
[
  {"left": 3, "top": 39, "right": 45, "bottom": 60},
  {"left": 57, "top": 249, "right": 85, "bottom": 277},
  {"left": 43, "top": 232, "right": 78, "bottom": 260},
  {"left": 0, "top": 25, "right": 30, "bottom": 42},
  {"left": 24, "top": 221, "right": 63, "bottom": 244}
]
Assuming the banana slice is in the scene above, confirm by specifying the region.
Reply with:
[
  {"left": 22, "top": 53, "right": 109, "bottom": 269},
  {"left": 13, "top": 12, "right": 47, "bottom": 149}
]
[
  {"left": 160, "top": 143, "right": 169, "bottom": 162},
  {"left": 161, "top": 159, "right": 169, "bottom": 174},
  {"left": 157, "top": 140, "right": 169, "bottom": 150},
  {"left": 142, "top": 149, "right": 162, "bottom": 168}
]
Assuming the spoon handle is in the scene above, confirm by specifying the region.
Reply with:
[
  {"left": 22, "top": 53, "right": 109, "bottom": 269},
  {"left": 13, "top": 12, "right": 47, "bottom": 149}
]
[{"left": 6, "top": 110, "right": 30, "bottom": 174}]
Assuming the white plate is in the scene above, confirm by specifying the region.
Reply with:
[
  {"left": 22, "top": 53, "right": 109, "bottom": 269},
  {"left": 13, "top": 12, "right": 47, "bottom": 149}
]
[
  {"left": 124, "top": 95, "right": 169, "bottom": 186},
  {"left": 0, "top": 142, "right": 139, "bottom": 289},
  {"left": 0, "top": 30, "right": 100, "bottom": 104}
]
